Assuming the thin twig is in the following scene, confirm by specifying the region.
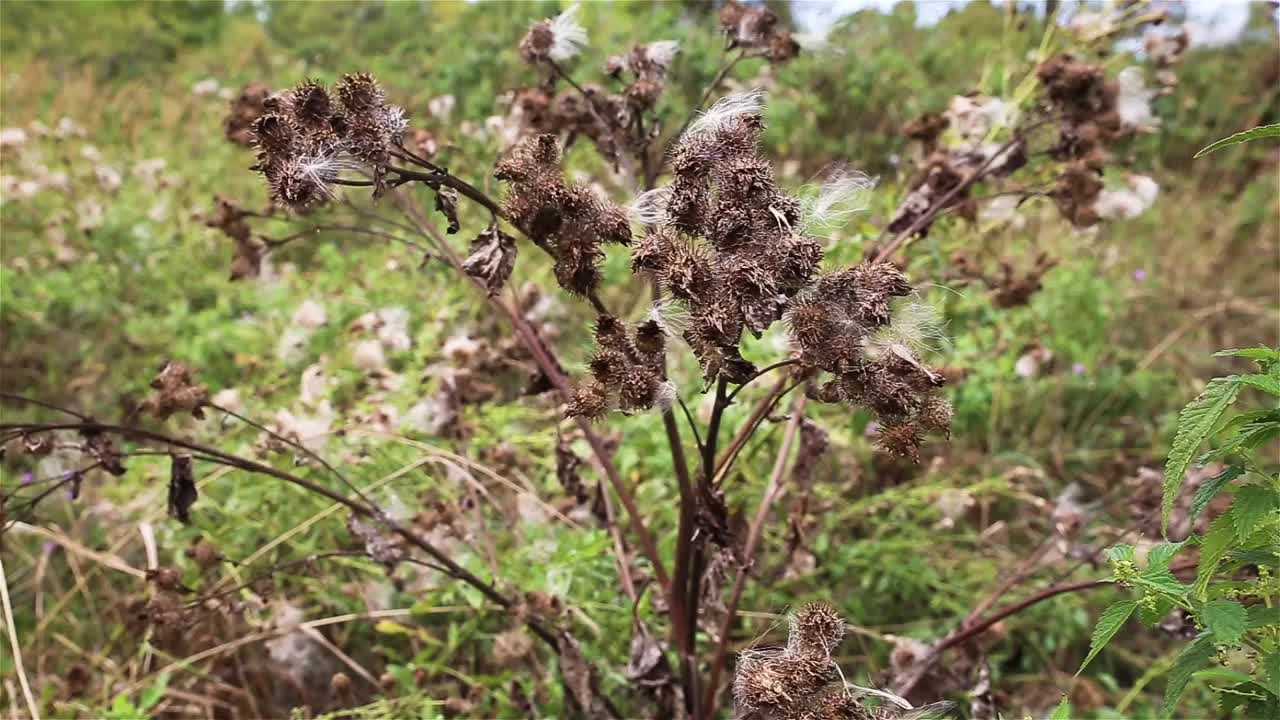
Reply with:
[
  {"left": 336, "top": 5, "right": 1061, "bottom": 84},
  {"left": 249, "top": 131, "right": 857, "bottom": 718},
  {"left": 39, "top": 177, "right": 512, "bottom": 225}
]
[
  {"left": 725, "top": 358, "right": 801, "bottom": 405},
  {"left": 0, "top": 552, "right": 41, "bottom": 720}
]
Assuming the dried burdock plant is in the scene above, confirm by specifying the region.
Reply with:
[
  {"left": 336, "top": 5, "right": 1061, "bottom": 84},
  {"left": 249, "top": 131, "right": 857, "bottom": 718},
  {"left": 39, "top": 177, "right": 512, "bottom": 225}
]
[
  {"left": 733, "top": 604, "right": 955, "bottom": 720},
  {"left": 2, "top": 4, "right": 1186, "bottom": 719}
]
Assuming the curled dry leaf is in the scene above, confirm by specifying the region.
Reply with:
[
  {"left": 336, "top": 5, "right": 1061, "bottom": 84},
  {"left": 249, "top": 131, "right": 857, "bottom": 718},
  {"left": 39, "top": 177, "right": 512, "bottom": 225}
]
[
  {"left": 167, "top": 453, "right": 198, "bottom": 524},
  {"left": 557, "top": 631, "right": 609, "bottom": 719},
  {"left": 462, "top": 221, "right": 518, "bottom": 295},
  {"left": 435, "top": 186, "right": 461, "bottom": 234}
]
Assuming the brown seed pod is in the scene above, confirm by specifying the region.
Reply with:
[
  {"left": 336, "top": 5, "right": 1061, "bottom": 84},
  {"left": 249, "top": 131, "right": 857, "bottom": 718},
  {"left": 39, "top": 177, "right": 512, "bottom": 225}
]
[{"left": 788, "top": 603, "right": 846, "bottom": 659}]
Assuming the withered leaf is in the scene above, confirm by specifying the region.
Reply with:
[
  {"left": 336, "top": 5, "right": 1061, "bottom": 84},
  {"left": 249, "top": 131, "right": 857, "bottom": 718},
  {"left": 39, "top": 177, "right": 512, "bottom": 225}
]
[
  {"left": 462, "top": 222, "right": 518, "bottom": 295},
  {"left": 435, "top": 186, "right": 461, "bottom": 234},
  {"left": 83, "top": 429, "right": 127, "bottom": 476},
  {"left": 167, "top": 453, "right": 198, "bottom": 524},
  {"left": 144, "top": 360, "right": 209, "bottom": 421},
  {"left": 555, "top": 438, "right": 586, "bottom": 503},
  {"left": 556, "top": 632, "right": 608, "bottom": 719}
]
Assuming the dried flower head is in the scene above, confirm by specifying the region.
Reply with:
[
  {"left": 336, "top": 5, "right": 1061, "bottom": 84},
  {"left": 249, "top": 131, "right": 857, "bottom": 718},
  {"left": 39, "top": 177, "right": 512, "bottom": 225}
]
[
  {"left": 248, "top": 73, "right": 405, "bottom": 209},
  {"left": 520, "top": 4, "right": 587, "bottom": 64},
  {"left": 733, "top": 605, "right": 880, "bottom": 719},
  {"left": 495, "top": 134, "right": 630, "bottom": 296}
]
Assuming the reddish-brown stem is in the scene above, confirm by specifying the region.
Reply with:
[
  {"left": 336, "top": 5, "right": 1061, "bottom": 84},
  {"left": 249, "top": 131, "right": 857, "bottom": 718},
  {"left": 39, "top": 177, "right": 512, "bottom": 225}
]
[
  {"left": 892, "top": 560, "right": 1198, "bottom": 697},
  {"left": 713, "top": 376, "right": 798, "bottom": 485},
  {"left": 701, "top": 393, "right": 808, "bottom": 717}
]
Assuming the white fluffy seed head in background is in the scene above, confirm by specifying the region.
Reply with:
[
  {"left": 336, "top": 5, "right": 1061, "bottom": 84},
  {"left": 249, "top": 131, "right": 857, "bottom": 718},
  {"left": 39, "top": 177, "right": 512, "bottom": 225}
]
[
  {"left": 549, "top": 4, "right": 588, "bottom": 61},
  {"left": 645, "top": 40, "right": 680, "bottom": 70}
]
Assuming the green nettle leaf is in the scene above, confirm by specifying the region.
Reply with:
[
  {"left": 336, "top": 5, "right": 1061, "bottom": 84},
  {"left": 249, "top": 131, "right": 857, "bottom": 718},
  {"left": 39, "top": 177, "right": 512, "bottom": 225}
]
[
  {"left": 1194, "top": 122, "right": 1280, "bottom": 157},
  {"left": 1194, "top": 509, "right": 1237, "bottom": 599},
  {"left": 1232, "top": 483, "right": 1280, "bottom": 543},
  {"left": 1049, "top": 696, "right": 1072, "bottom": 720},
  {"left": 1213, "top": 347, "right": 1280, "bottom": 363},
  {"left": 1198, "top": 413, "right": 1280, "bottom": 465},
  {"left": 1104, "top": 544, "right": 1136, "bottom": 564},
  {"left": 1136, "top": 567, "right": 1186, "bottom": 597},
  {"left": 1237, "top": 373, "right": 1280, "bottom": 396},
  {"left": 1146, "top": 540, "right": 1186, "bottom": 573},
  {"left": 1246, "top": 606, "right": 1280, "bottom": 629},
  {"left": 1165, "top": 633, "right": 1216, "bottom": 712},
  {"left": 1163, "top": 377, "right": 1241, "bottom": 535},
  {"left": 1077, "top": 599, "right": 1137, "bottom": 675},
  {"left": 1190, "top": 465, "right": 1244, "bottom": 521},
  {"left": 1264, "top": 652, "right": 1280, "bottom": 693},
  {"left": 1201, "top": 599, "right": 1248, "bottom": 645}
]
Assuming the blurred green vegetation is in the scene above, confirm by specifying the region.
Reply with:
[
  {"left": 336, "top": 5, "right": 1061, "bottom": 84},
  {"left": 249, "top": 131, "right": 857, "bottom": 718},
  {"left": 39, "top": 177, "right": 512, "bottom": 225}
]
[{"left": 1, "top": 1, "right": 1277, "bottom": 719}]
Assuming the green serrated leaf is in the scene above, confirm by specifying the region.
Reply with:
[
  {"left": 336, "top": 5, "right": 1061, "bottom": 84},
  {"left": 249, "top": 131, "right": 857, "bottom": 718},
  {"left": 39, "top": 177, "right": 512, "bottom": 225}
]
[
  {"left": 1165, "top": 633, "right": 1216, "bottom": 713},
  {"left": 1199, "top": 414, "right": 1280, "bottom": 465},
  {"left": 1163, "top": 377, "right": 1241, "bottom": 535},
  {"left": 1190, "top": 465, "right": 1244, "bottom": 521},
  {"left": 1105, "top": 544, "right": 1136, "bottom": 564},
  {"left": 1194, "top": 509, "right": 1237, "bottom": 599},
  {"left": 1237, "top": 373, "right": 1280, "bottom": 396},
  {"left": 1146, "top": 541, "right": 1185, "bottom": 573},
  {"left": 1246, "top": 606, "right": 1280, "bottom": 629},
  {"left": 1049, "top": 696, "right": 1072, "bottom": 720},
  {"left": 1201, "top": 599, "right": 1248, "bottom": 644},
  {"left": 1192, "top": 667, "right": 1255, "bottom": 686},
  {"left": 1265, "top": 653, "right": 1280, "bottom": 694},
  {"left": 1214, "top": 347, "right": 1280, "bottom": 362},
  {"left": 1232, "top": 484, "right": 1280, "bottom": 543},
  {"left": 1077, "top": 599, "right": 1137, "bottom": 675},
  {"left": 1136, "top": 567, "right": 1186, "bottom": 597},
  {"left": 1195, "top": 123, "right": 1280, "bottom": 157}
]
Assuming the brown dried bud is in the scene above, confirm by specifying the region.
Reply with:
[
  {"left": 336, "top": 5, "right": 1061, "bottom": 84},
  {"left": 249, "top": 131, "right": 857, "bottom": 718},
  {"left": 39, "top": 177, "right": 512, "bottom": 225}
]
[
  {"left": 788, "top": 603, "right": 845, "bottom": 659},
  {"left": 251, "top": 114, "right": 296, "bottom": 160},
  {"left": 733, "top": 652, "right": 835, "bottom": 712},
  {"left": 566, "top": 381, "right": 608, "bottom": 419},
  {"left": 632, "top": 319, "right": 665, "bottom": 368},
  {"left": 336, "top": 72, "right": 384, "bottom": 114},
  {"left": 289, "top": 79, "right": 334, "bottom": 131},
  {"left": 587, "top": 348, "right": 629, "bottom": 385},
  {"left": 618, "top": 368, "right": 658, "bottom": 413},
  {"left": 330, "top": 671, "right": 352, "bottom": 695},
  {"left": 767, "top": 31, "right": 801, "bottom": 63},
  {"left": 875, "top": 421, "right": 923, "bottom": 462}
]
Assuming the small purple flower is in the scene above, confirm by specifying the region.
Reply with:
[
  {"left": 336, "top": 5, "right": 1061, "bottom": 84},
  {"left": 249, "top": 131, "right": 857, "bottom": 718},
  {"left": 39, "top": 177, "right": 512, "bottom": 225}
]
[
  {"left": 1072, "top": 363, "right": 1087, "bottom": 376},
  {"left": 864, "top": 420, "right": 881, "bottom": 439},
  {"left": 20, "top": 471, "right": 34, "bottom": 486},
  {"left": 1133, "top": 269, "right": 1147, "bottom": 282},
  {"left": 41, "top": 541, "right": 59, "bottom": 555}
]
